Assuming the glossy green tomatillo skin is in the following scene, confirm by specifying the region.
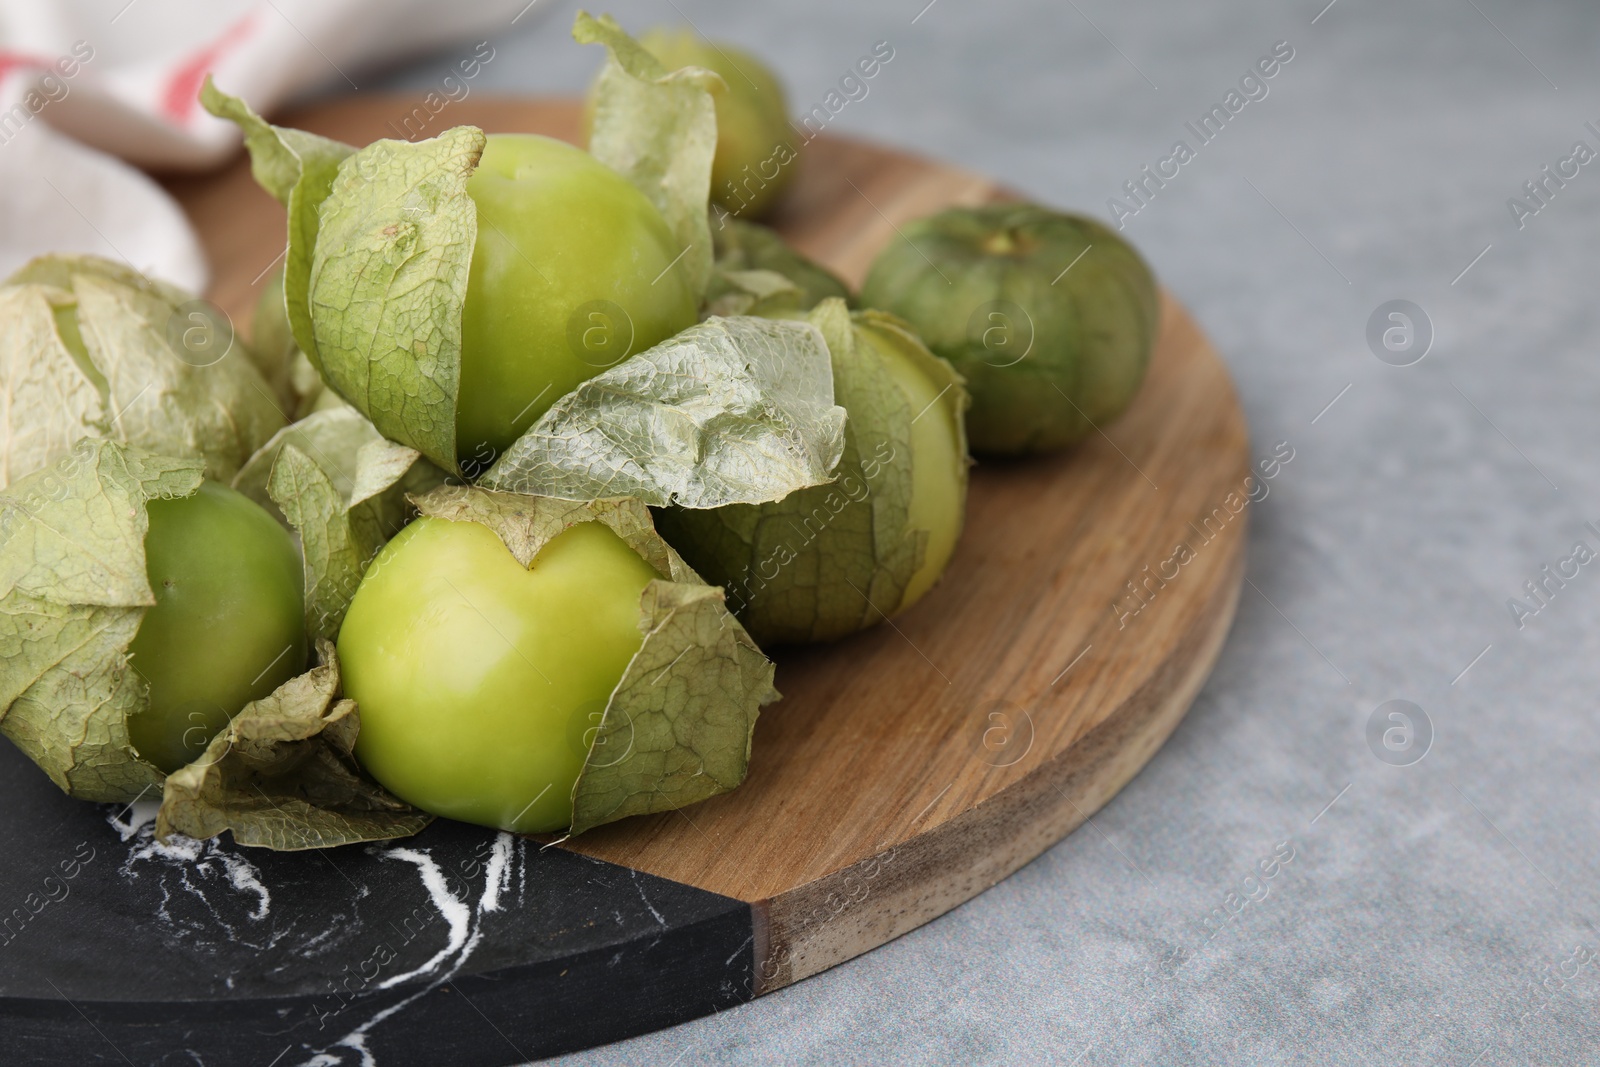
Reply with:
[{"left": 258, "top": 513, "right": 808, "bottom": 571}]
[
  {"left": 860, "top": 203, "right": 1158, "bottom": 456},
  {"left": 857, "top": 318, "right": 966, "bottom": 610},
  {"left": 338, "top": 516, "right": 662, "bottom": 834},
  {"left": 127, "top": 482, "right": 307, "bottom": 774},
  {"left": 456, "top": 134, "right": 698, "bottom": 472}
]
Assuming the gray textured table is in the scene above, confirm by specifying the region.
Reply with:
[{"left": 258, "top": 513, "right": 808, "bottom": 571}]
[{"left": 363, "top": 1, "right": 1600, "bottom": 1062}]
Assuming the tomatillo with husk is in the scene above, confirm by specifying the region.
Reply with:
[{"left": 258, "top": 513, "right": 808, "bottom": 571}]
[
  {"left": 635, "top": 28, "right": 797, "bottom": 219},
  {"left": 337, "top": 487, "right": 778, "bottom": 837},
  {"left": 202, "top": 14, "right": 721, "bottom": 480},
  {"left": 454, "top": 133, "right": 698, "bottom": 469},
  {"left": 0, "top": 254, "right": 285, "bottom": 490},
  {"left": 654, "top": 299, "right": 969, "bottom": 644},
  {"left": 127, "top": 481, "right": 307, "bottom": 773},
  {"left": 340, "top": 517, "right": 658, "bottom": 833},
  {"left": 710, "top": 218, "right": 851, "bottom": 310},
  {"left": 0, "top": 439, "right": 308, "bottom": 800},
  {"left": 859, "top": 203, "right": 1158, "bottom": 455}
]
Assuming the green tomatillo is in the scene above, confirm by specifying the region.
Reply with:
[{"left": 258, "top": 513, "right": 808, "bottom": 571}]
[
  {"left": 0, "top": 440, "right": 300, "bottom": 794},
  {"left": 126, "top": 481, "right": 307, "bottom": 773},
  {"left": 0, "top": 436, "right": 433, "bottom": 849},
  {"left": 340, "top": 517, "right": 657, "bottom": 833},
  {"left": 708, "top": 218, "right": 851, "bottom": 314},
  {"left": 454, "top": 133, "right": 698, "bottom": 470},
  {"left": 202, "top": 12, "right": 725, "bottom": 480},
  {"left": 860, "top": 203, "right": 1159, "bottom": 456},
  {"left": 337, "top": 486, "right": 778, "bottom": 837},
  {"left": 634, "top": 28, "right": 798, "bottom": 219},
  {"left": 654, "top": 299, "right": 969, "bottom": 644}
]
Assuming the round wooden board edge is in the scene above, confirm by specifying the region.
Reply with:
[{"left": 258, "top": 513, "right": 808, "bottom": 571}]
[
  {"left": 746, "top": 287, "right": 1251, "bottom": 993},
  {"left": 754, "top": 502, "right": 1245, "bottom": 993}
]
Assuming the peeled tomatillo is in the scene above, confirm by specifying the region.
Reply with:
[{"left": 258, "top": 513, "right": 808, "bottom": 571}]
[
  {"left": 455, "top": 134, "right": 699, "bottom": 471},
  {"left": 127, "top": 482, "right": 307, "bottom": 773},
  {"left": 337, "top": 516, "right": 662, "bottom": 834}
]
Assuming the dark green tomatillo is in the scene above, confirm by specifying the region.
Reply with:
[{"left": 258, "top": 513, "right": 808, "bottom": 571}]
[
  {"left": 860, "top": 203, "right": 1158, "bottom": 456},
  {"left": 711, "top": 218, "right": 851, "bottom": 310},
  {"left": 655, "top": 299, "right": 968, "bottom": 644}
]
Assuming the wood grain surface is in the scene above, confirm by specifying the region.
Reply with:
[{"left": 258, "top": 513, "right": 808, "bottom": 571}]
[{"left": 164, "top": 96, "right": 1249, "bottom": 998}]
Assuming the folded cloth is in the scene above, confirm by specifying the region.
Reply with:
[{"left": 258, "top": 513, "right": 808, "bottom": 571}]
[{"left": 0, "top": 0, "right": 540, "bottom": 290}]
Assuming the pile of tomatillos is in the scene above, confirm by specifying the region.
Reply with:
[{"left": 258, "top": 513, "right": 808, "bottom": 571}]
[{"left": 0, "top": 14, "right": 1158, "bottom": 850}]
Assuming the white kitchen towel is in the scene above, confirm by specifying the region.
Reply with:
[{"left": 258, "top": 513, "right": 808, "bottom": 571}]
[{"left": 0, "top": 0, "right": 541, "bottom": 291}]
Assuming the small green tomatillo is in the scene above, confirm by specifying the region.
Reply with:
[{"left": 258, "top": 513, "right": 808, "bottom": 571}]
[
  {"left": 127, "top": 481, "right": 308, "bottom": 773},
  {"left": 861, "top": 203, "right": 1158, "bottom": 456}
]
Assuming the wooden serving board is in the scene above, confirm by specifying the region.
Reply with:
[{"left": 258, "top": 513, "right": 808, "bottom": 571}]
[{"left": 0, "top": 98, "right": 1247, "bottom": 1066}]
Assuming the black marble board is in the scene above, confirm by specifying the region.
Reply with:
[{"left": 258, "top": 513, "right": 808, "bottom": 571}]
[{"left": 0, "top": 742, "right": 755, "bottom": 1066}]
